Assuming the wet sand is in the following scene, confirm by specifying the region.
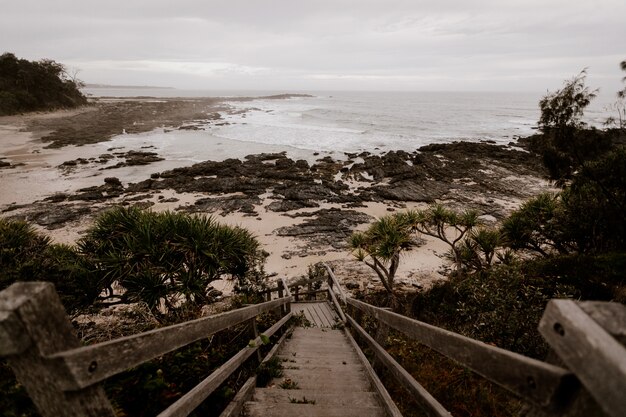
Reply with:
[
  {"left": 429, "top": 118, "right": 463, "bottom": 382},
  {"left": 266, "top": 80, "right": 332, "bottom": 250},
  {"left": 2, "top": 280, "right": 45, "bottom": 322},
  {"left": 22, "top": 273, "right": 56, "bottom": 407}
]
[{"left": 0, "top": 99, "right": 555, "bottom": 290}]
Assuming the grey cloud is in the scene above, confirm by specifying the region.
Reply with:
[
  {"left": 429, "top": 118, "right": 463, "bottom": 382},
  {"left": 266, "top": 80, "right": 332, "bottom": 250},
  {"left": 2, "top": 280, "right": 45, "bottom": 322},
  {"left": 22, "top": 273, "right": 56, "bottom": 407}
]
[{"left": 1, "top": 0, "right": 625, "bottom": 92}]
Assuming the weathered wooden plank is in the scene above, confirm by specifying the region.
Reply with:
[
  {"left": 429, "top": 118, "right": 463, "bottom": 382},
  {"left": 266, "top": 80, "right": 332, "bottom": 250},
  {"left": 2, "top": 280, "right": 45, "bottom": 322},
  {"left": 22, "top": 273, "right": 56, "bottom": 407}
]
[
  {"left": 0, "top": 310, "right": 31, "bottom": 355},
  {"left": 342, "top": 326, "right": 403, "bottom": 417},
  {"left": 347, "top": 298, "right": 577, "bottom": 410},
  {"left": 577, "top": 301, "right": 626, "bottom": 345},
  {"left": 312, "top": 303, "right": 331, "bottom": 327},
  {"left": 296, "top": 304, "right": 318, "bottom": 326},
  {"left": 279, "top": 278, "right": 292, "bottom": 314},
  {"left": 220, "top": 327, "right": 293, "bottom": 417},
  {"left": 347, "top": 314, "right": 451, "bottom": 417},
  {"left": 539, "top": 300, "right": 626, "bottom": 417},
  {"left": 219, "top": 376, "right": 256, "bottom": 417},
  {"left": 280, "top": 278, "right": 292, "bottom": 298},
  {"left": 324, "top": 263, "right": 347, "bottom": 302},
  {"left": 319, "top": 302, "right": 338, "bottom": 326},
  {"left": 328, "top": 287, "right": 347, "bottom": 323},
  {"left": 50, "top": 297, "right": 289, "bottom": 390},
  {"left": 158, "top": 312, "right": 293, "bottom": 417},
  {"left": 0, "top": 282, "right": 116, "bottom": 417}
]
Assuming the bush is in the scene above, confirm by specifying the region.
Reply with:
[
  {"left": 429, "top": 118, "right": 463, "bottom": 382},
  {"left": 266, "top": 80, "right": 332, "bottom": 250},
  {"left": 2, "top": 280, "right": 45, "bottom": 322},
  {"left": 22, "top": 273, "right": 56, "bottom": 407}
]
[
  {"left": 0, "top": 218, "right": 97, "bottom": 312},
  {"left": 412, "top": 264, "right": 580, "bottom": 359},
  {"left": 78, "top": 207, "right": 265, "bottom": 312}
]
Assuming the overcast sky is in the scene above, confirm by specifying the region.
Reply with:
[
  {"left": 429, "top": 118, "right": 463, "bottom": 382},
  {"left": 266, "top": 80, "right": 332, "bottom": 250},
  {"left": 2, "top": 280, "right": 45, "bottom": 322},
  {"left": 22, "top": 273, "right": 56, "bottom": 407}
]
[{"left": 2, "top": 0, "right": 625, "bottom": 93}]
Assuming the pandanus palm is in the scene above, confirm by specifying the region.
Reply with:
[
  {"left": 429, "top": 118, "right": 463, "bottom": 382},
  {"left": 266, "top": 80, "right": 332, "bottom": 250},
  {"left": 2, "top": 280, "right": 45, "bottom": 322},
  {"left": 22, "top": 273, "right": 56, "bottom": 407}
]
[
  {"left": 78, "top": 207, "right": 263, "bottom": 312},
  {"left": 349, "top": 212, "right": 415, "bottom": 294}
]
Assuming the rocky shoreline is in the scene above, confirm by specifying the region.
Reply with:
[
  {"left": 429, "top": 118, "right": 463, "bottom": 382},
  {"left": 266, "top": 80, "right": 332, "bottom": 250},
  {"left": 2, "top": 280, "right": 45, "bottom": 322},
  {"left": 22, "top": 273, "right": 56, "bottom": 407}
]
[{"left": 0, "top": 97, "right": 553, "bottom": 289}]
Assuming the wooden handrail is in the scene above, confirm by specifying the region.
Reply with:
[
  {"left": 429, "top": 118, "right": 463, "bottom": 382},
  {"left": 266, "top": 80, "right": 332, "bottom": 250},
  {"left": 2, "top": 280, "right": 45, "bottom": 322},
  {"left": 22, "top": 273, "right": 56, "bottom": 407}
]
[
  {"left": 0, "top": 281, "right": 294, "bottom": 417},
  {"left": 327, "top": 286, "right": 347, "bottom": 323},
  {"left": 280, "top": 277, "right": 292, "bottom": 298},
  {"left": 346, "top": 313, "right": 451, "bottom": 416},
  {"left": 346, "top": 297, "right": 577, "bottom": 410},
  {"left": 539, "top": 300, "right": 626, "bottom": 417},
  {"left": 323, "top": 262, "right": 347, "bottom": 302},
  {"left": 157, "top": 312, "right": 293, "bottom": 417},
  {"left": 48, "top": 297, "right": 290, "bottom": 390}
]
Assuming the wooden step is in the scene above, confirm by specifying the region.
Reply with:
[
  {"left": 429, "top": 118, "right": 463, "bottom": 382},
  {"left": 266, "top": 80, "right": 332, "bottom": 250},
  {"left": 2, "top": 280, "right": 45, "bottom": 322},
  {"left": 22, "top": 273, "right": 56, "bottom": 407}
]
[
  {"left": 270, "top": 373, "right": 371, "bottom": 392},
  {"left": 252, "top": 388, "right": 382, "bottom": 407},
  {"left": 277, "top": 355, "right": 362, "bottom": 367},
  {"left": 281, "top": 367, "right": 366, "bottom": 381},
  {"left": 244, "top": 401, "right": 386, "bottom": 417},
  {"left": 244, "top": 326, "right": 389, "bottom": 417},
  {"left": 280, "top": 363, "right": 365, "bottom": 373}
]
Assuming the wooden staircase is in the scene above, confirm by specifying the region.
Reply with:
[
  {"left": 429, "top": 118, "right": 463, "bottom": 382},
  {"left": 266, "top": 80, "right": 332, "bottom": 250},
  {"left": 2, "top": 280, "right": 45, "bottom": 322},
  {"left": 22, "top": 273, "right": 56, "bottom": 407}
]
[
  {"left": 2, "top": 271, "right": 624, "bottom": 417},
  {"left": 244, "top": 323, "right": 388, "bottom": 417}
]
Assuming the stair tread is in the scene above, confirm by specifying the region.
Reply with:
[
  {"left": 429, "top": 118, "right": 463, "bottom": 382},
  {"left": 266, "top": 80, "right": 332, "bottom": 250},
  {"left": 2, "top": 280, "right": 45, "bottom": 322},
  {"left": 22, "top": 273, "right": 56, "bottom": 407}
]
[
  {"left": 245, "top": 401, "right": 386, "bottom": 417},
  {"left": 252, "top": 388, "right": 381, "bottom": 407}
]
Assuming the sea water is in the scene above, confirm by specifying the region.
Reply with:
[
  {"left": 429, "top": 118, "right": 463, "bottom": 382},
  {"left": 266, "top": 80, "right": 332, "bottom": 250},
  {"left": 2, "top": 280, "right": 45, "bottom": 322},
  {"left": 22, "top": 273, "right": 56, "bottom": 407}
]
[{"left": 83, "top": 88, "right": 615, "bottom": 155}]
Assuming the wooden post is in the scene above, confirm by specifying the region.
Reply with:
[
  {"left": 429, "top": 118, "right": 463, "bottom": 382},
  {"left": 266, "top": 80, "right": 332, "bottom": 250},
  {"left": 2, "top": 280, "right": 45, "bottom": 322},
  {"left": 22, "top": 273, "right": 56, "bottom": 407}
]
[
  {"left": 307, "top": 281, "right": 313, "bottom": 300},
  {"left": 294, "top": 286, "right": 300, "bottom": 302},
  {"left": 539, "top": 300, "right": 626, "bottom": 417},
  {"left": 0, "top": 282, "right": 116, "bottom": 417},
  {"left": 277, "top": 280, "right": 285, "bottom": 316},
  {"left": 280, "top": 278, "right": 291, "bottom": 315},
  {"left": 248, "top": 318, "right": 262, "bottom": 362}
]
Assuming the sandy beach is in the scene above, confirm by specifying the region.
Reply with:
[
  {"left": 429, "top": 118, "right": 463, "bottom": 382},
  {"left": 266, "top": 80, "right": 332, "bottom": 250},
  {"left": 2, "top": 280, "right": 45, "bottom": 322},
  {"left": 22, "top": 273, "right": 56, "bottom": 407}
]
[{"left": 0, "top": 98, "right": 554, "bottom": 291}]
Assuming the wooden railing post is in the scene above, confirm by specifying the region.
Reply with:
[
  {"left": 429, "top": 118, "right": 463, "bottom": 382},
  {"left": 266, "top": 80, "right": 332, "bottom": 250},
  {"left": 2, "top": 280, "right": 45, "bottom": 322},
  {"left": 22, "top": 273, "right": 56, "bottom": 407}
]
[
  {"left": 277, "top": 280, "right": 285, "bottom": 316},
  {"left": 278, "top": 278, "right": 292, "bottom": 315},
  {"left": 0, "top": 282, "right": 116, "bottom": 417},
  {"left": 248, "top": 318, "right": 262, "bottom": 363},
  {"left": 539, "top": 300, "right": 626, "bottom": 417}
]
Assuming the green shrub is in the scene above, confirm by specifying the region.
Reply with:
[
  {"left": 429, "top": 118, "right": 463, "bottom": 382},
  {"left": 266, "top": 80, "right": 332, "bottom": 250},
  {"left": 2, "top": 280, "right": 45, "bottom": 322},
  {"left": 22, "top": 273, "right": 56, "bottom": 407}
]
[
  {"left": 78, "top": 207, "right": 265, "bottom": 312},
  {"left": 0, "top": 218, "right": 98, "bottom": 311}
]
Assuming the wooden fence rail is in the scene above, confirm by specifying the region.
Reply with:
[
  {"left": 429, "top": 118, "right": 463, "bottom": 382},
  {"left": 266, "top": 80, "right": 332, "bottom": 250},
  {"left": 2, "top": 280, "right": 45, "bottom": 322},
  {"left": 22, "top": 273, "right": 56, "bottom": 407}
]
[
  {"left": 3, "top": 268, "right": 625, "bottom": 417},
  {"left": 322, "top": 263, "right": 626, "bottom": 417},
  {"left": 0, "top": 281, "right": 294, "bottom": 417},
  {"left": 345, "top": 297, "right": 576, "bottom": 410}
]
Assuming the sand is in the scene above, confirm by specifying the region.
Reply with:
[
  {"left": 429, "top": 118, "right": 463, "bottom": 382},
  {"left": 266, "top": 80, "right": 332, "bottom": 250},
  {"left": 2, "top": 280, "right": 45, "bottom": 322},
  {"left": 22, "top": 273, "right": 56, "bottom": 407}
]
[{"left": 0, "top": 104, "right": 554, "bottom": 291}]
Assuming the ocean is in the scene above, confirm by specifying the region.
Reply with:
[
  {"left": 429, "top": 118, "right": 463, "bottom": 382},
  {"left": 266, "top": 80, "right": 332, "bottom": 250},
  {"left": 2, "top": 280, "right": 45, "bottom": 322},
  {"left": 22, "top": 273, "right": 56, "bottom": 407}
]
[{"left": 82, "top": 88, "right": 615, "bottom": 155}]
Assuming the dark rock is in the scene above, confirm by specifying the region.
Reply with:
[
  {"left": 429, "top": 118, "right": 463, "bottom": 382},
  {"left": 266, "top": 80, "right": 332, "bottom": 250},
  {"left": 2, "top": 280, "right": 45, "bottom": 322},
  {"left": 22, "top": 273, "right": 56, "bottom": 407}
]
[
  {"left": 345, "top": 281, "right": 360, "bottom": 290},
  {"left": 266, "top": 200, "right": 319, "bottom": 212},
  {"left": 104, "top": 177, "right": 123, "bottom": 188},
  {"left": 276, "top": 208, "right": 372, "bottom": 250}
]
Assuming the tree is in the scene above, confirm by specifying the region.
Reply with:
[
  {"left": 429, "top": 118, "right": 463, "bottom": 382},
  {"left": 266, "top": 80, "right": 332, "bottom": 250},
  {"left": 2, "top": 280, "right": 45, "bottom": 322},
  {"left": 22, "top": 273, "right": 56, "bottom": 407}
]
[
  {"left": 535, "top": 70, "right": 609, "bottom": 183},
  {"left": 0, "top": 52, "right": 87, "bottom": 115},
  {"left": 559, "top": 146, "right": 626, "bottom": 253},
  {"left": 404, "top": 205, "right": 480, "bottom": 271},
  {"left": 349, "top": 212, "right": 416, "bottom": 294},
  {"left": 501, "top": 193, "right": 572, "bottom": 257},
  {"left": 539, "top": 70, "right": 596, "bottom": 131},
  {"left": 78, "top": 207, "right": 264, "bottom": 312},
  {"left": 605, "top": 60, "right": 626, "bottom": 130},
  {"left": 458, "top": 227, "right": 503, "bottom": 272}
]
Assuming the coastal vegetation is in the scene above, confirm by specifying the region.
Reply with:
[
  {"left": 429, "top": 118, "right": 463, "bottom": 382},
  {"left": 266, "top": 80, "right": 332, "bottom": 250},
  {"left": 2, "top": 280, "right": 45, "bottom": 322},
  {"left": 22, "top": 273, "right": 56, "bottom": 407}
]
[
  {"left": 78, "top": 207, "right": 266, "bottom": 313},
  {"left": 0, "top": 52, "right": 87, "bottom": 116},
  {"left": 350, "top": 64, "right": 626, "bottom": 416},
  {"left": 1, "top": 60, "right": 625, "bottom": 416},
  {"left": 1, "top": 208, "right": 266, "bottom": 316},
  {"left": 0, "top": 209, "right": 269, "bottom": 417},
  {"left": 349, "top": 212, "right": 415, "bottom": 294}
]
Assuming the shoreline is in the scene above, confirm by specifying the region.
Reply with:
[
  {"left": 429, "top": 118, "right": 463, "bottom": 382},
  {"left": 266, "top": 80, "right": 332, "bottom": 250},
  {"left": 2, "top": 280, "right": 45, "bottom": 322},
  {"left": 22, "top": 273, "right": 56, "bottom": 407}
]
[{"left": 0, "top": 99, "right": 555, "bottom": 289}]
